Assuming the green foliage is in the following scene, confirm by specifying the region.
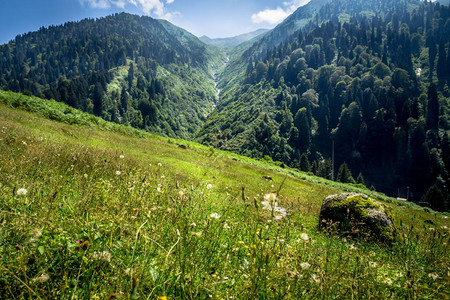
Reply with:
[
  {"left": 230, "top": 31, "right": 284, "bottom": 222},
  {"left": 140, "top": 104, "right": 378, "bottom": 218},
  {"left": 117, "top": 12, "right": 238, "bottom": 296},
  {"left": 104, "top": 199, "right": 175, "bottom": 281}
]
[
  {"left": 201, "top": 0, "right": 450, "bottom": 205},
  {"left": 421, "top": 185, "right": 447, "bottom": 212},
  {"left": 337, "top": 162, "right": 356, "bottom": 184}
]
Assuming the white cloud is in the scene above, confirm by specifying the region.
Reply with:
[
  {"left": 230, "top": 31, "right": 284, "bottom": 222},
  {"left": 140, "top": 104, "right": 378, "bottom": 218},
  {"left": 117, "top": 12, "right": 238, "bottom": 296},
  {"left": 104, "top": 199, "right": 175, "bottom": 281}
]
[
  {"left": 80, "top": 0, "right": 177, "bottom": 18},
  {"left": 252, "top": 7, "right": 289, "bottom": 24},
  {"left": 112, "top": 0, "right": 126, "bottom": 9},
  {"left": 252, "top": 0, "right": 311, "bottom": 25},
  {"left": 80, "top": 0, "right": 111, "bottom": 9}
]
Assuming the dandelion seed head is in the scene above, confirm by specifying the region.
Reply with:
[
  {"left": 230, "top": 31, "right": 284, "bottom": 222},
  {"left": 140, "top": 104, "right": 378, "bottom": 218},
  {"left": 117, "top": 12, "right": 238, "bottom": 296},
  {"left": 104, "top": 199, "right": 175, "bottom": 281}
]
[
  {"left": 17, "top": 188, "right": 28, "bottom": 196},
  {"left": 206, "top": 183, "right": 213, "bottom": 190}
]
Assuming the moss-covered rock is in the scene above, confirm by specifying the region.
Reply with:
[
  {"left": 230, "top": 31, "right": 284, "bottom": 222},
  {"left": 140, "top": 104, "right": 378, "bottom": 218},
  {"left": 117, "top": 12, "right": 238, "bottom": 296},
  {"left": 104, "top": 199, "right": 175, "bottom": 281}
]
[{"left": 319, "top": 193, "right": 395, "bottom": 244}]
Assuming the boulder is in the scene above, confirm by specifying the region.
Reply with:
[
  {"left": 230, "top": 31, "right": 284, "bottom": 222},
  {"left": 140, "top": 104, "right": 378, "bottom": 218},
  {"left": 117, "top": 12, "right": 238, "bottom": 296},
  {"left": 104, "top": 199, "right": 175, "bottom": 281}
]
[{"left": 319, "top": 193, "right": 395, "bottom": 244}]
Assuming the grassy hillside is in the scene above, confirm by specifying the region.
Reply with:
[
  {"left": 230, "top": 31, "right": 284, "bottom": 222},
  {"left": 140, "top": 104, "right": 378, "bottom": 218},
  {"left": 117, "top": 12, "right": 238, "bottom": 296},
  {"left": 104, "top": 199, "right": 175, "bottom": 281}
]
[{"left": 0, "top": 90, "right": 449, "bottom": 299}]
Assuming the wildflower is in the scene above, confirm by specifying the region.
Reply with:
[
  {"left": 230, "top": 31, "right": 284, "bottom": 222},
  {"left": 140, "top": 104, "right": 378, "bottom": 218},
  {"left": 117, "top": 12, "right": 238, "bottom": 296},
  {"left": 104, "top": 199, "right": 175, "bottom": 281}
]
[
  {"left": 119, "top": 155, "right": 125, "bottom": 159},
  {"left": 264, "top": 192, "right": 277, "bottom": 202},
  {"left": 161, "top": 175, "right": 165, "bottom": 179},
  {"left": 210, "top": 213, "right": 221, "bottom": 219},
  {"left": 166, "top": 207, "right": 172, "bottom": 213},
  {"left": 157, "top": 184, "right": 163, "bottom": 193},
  {"left": 369, "top": 261, "right": 378, "bottom": 268},
  {"left": 17, "top": 188, "right": 28, "bottom": 196},
  {"left": 223, "top": 223, "right": 231, "bottom": 229},
  {"left": 115, "top": 170, "right": 122, "bottom": 176},
  {"left": 192, "top": 231, "right": 202, "bottom": 238},
  {"left": 157, "top": 162, "right": 162, "bottom": 167},
  {"left": 32, "top": 273, "right": 49, "bottom": 283},
  {"left": 311, "top": 273, "right": 320, "bottom": 284},
  {"left": 300, "top": 233, "right": 309, "bottom": 241},
  {"left": 191, "top": 222, "right": 197, "bottom": 228},
  {"left": 83, "top": 173, "right": 88, "bottom": 179},
  {"left": 300, "top": 262, "right": 311, "bottom": 270},
  {"left": 348, "top": 244, "right": 357, "bottom": 251},
  {"left": 428, "top": 273, "right": 438, "bottom": 280},
  {"left": 250, "top": 244, "right": 257, "bottom": 250},
  {"left": 383, "top": 277, "right": 393, "bottom": 285},
  {"left": 206, "top": 183, "right": 213, "bottom": 189},
  {"left": 92, "top": 251, "right": 111, "bottom": 262},
  {"left": 22, "top": 141, "right": 27, "bottom": 146},
  {"left": 157, "top": 296, "right": 167, "bottom": 300}
]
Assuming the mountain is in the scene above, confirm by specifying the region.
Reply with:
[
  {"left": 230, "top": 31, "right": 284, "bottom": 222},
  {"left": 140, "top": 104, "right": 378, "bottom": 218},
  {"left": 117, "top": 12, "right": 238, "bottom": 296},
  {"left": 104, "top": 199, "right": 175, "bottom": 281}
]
[
  {"left": 1, "top": 89, "right": 449, "bottom": 299},
  {"left": 199, "top": 0, "right": 450, "bottom": 208},
  {"left": 0, "top": 13, "right": 222, "bottom": 139},
  {"left": 199, "top": 29, "right": 269, "bottom": 48}
]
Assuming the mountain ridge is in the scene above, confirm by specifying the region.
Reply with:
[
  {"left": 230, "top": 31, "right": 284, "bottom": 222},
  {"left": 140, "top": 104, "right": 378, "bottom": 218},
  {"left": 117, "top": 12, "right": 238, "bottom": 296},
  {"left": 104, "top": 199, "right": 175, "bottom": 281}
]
[{"left": 199, "top": 29, "right": 269, "bottom": 48}]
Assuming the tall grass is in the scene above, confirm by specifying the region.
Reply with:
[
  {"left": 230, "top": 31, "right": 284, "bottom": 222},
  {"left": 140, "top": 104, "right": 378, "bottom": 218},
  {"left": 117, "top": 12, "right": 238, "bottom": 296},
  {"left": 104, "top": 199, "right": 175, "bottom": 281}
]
[{"left": 0, "top": 94, "right": 449, "bottom": 299}]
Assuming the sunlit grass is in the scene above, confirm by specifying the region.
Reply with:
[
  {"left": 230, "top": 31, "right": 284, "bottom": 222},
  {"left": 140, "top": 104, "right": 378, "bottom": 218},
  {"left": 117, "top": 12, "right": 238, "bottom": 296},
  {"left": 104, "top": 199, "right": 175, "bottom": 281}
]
[{"left": 0, "top": 93, "right": 449, "bottom": 299}]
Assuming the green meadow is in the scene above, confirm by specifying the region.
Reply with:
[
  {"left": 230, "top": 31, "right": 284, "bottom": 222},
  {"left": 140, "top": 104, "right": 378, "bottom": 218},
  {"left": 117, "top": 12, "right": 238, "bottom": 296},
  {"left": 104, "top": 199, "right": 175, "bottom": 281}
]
[{"left": 0, "top": 90, "right": 449, "bottom": 299}]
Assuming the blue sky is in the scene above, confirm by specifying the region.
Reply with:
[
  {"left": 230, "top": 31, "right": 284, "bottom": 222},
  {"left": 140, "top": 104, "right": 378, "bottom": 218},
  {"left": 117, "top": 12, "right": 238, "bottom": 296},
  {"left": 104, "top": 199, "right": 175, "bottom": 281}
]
[{"left": 0, "top": 0, "right": 311, "bottom": 44}]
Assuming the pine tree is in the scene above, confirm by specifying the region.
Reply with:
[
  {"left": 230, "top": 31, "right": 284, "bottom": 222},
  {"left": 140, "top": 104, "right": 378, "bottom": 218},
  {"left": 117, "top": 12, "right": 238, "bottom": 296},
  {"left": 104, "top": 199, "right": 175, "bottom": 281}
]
[
  {"left": 426, "top": 83, "right": 439, "bottom": 131},
  {"left": 356, "top": 172, "right": 365, "bottom": 186},
  {"left": 337, "top": 162, "right": 355, "bottom": 183},
  {"left": 299, "top": 153, "right": 311, "bottom": 172},
  {"left": 421, "top": 185, "right": 446, "bottom": 212}
]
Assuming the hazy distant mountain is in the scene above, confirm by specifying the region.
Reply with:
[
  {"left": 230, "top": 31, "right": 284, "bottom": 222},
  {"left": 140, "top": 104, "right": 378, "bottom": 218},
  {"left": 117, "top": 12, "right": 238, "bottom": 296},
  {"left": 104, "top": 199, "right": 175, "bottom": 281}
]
[{"left": 199, "top": 29, "right": 269, "bottom": 48}]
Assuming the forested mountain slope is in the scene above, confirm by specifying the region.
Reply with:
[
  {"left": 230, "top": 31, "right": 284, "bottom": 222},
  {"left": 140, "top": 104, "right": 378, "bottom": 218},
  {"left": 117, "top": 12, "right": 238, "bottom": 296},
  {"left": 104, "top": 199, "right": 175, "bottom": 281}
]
[
  {"left": 198, "top": 0, "right": 450, "bottom": 208},
  {"left": 0, "top": 13, "right": 225, "bottom": 139}
]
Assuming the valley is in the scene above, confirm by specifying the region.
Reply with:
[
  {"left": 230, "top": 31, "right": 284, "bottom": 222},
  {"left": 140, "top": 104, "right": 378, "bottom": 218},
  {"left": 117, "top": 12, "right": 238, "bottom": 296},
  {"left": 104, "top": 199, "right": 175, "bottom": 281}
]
[{"left": 0, "top": 0, "right": 450, "bottom": 296}]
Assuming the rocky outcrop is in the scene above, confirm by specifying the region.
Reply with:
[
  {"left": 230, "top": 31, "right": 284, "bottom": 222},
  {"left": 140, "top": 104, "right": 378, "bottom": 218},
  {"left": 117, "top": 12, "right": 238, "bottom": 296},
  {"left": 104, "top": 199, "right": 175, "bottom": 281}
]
[{"left": 319, "top": 193, "right": 395, "bottom": 244}]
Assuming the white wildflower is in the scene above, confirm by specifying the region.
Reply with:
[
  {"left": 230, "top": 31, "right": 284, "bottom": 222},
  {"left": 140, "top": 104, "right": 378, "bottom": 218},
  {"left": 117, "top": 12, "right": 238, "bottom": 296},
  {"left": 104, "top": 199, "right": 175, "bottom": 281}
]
[
  {"left": 206, "top": 183, "right": 213, "bottom": 189},
  {"left": 157, "top": 162, "right": 162, "bottom": 167},
  {"left": 264, "top": 192, "right": 277, "bottom": 202},
  {"left": 119, "top": 155, "right": 125, "bottom": 159},
  {"left": 17, "top": 188, "right": 28, "bottom": 196},
  {"left": 191, "top": 222, "right": 197, "bottom": 228},
  {"left": 369, "top": 261, "right": 378, "bottom": 268},
  {"left": 300, "top": 233, "right": 309, "bottom": 241},
  {"left": 210, "top": 213, "right": 221, "bottom": 219},
  {"left": 83, "top": 173, "right": 88, "bottom": 179},
  {"left": 223, "top": 223, "right": 231, "bottom": 229},
  {"left": 191, "top": 231, "right": 202, "bottom": 238},
  {"left": 92, "top": 251, "right": 111, "bottom": 262},
  {"left": 300, "top": 262, "right": 311, "bottom": 270},
  {"left": 157, "top": 184, "right": 163, "bottom": 193},
  {"left": 32, "top": 273, "right": 49, "bottom": 283},
  {"left": 115, "top": 170, "right": 122, "bottom": 176},
  {"left": 348, "top": 244, "right": 357, "bottom": 250}
]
